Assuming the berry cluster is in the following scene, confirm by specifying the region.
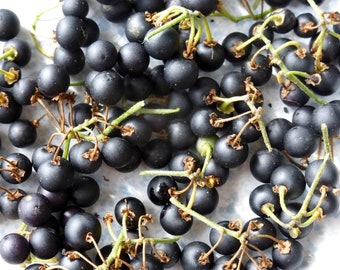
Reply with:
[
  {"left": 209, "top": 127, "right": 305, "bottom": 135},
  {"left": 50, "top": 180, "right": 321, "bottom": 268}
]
[{"left": 0, "top": 0, "right": 339, "bottom": 269}]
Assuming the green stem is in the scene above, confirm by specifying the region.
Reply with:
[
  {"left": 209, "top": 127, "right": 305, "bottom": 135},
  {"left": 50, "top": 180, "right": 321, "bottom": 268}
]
[
  {"left": 145, "top": 9, "right": 189, "bottom": 40},
  {"left": 299, "top": 208, "right": 323, "bottom": 228},
  {"left": 138, "top": 107, "right": 179, "bottom": 115},
  {"left": 278, "top": 186, "right": 294, "bottom": 217},
  {"left": 295, "top": 154, "right": 330, "bottom": 218},
  {"left": 261, "top": 203, "right": 290, "bottom": 229},
  {"left": 170, "top": 196, "right": 241, "bottom": 239},
  {"left": 140, "top": 169, "right": 190, "bottom": 177},
  {"left": 321, "top": 123, "right": 332, "bottom": 161},
  {"left": 256, "top": 15, "right": 327, "bottom": 104},
  {"left": 198, "top": 13, "right": 214, "bottom": 43},
  {"left": 70, "top": 81, "right": 85, "bottom": 87},
  {"left": 0, "top": 47, "right": 18, "bottom": 61}
]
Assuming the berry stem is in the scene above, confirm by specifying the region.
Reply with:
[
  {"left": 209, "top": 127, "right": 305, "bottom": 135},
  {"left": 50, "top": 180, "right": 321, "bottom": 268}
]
[
  {"left": 0, "top": 47, "right": 18, "bottom": 62},
  {"left": 169, "top": 196, "right": 241, "bottom": 239},
  {"left": 321, "top": 123, "right": 333, "bottom": 161}
]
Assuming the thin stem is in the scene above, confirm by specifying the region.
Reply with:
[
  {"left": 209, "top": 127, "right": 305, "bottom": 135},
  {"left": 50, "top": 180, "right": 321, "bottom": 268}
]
[
  {"left": 321, "top": 123, "right": 332, "bottom": 161},
  {"left": 295, "top": 154, "right": 330, "bottom": 218},
  {"left": 170, "top": 197, "right": 241, "bottom": 239}
]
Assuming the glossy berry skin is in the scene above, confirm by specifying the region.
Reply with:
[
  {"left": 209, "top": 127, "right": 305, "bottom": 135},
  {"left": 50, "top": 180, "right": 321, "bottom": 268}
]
[
  {"left": 89, "top": 69, "right": 124, "bottom": 106},
  {"left": 310, "top": 64, "right": 340, "bottom": 96},
  {"left": 270, "top": 164, "right": 306, "bottom": 200},
  {"left": 71, "top": 175, "right": 100, "bottom": 207},
  {"left": 163, "top": 57, "right": 199, "bottom": 89},
  {"left": 68, "top": 141, "right": 102, "bottom": 174},
  {"left": 144, "top": 27, "right": 180, "bottom": 61},
  {"left": 166, "top": 90, "right": 193, "bottom": 120},
  {"left": 37, "top": 64, "right": 70, "bottom": 99},
  {"left": 278, "top": 202, "right": 313, "bottom": 239},
  {"left": 167, "top": 119, "right": 197, "bottom": 150},
  {"left": 85, "top": 39, "right": 118, "bottom": 71},
  {"left": 283, "top": 125, "right": 319, "bottom": 158},
  {"left": 249, "top": 147, "right": 285, "bottom": 183},
  {"left": 241, "top": 54, "right": 272, "bottom": 86},
  {"left": 248, "top": 20, "right": 274, "bottom": 48},
  {"left": 114, "top": 197, "right": 146, "bottom": 230},
  {"left": 121, "top": 115, "right": 152, "bottom": 145},
  {"left": 69, "top": 102, "right": 92, "bottom": 126},
  {"left": 123, "top": 73, "right": 153, "bottom": 101},
  {"left": 264, "top": 0, "right": 292, "bottom": 7},
  {"left": 147, "top": 176, "right": 177, "bottom": 206},
  {"left": 29, "top": 227, "right": 60, "bottom": 259},
  {"left": 8, "top": 119, "right": 37, "bottom": 148},
  {"left": 268, "top": 8, "right": 297, "bottom": 34},
  {"left": 0, "top": 60, "right": 21, "bottom": 87},
  {"left": 83, "top": 18, "right": 100, "bottom": 46},
  {"left": 0, "top": 91, "right": 22, "bottom": 123},
  {"left": 18, "top": 193, "right": 52, "bottom": 227},
  {"left": 168, "top": 150, "right": 202, "bottom": 183},
  {"left": 292, "top": 105, "right": 315, "bottom": 128},
  {"left": 53, "top": 46, "right": 85, "bottom": 75},
  {"left": 117, "top": 42, "right": 150, "bottom": 76},
  {"left": 125, "top": 12, "right": 153, "bottom": 43},
  {"left": 180, "top": 241, "right": 214, "bottom": 270},
  {"left": 188, "top": 76, "right": 221, "bottom": 108},
  {"left": 222, "top": 32, "right": 252, "bottom": 63},
  {"left": 231, "top": 114, "right": 261, "bottom": 143},
  {"left": 100, "top": 1, "right": 133, "bottom": 23},
  {"left": 130, "top": 253, "right": 164, "bottom": 270},
  {"left": 0, "top": 152, "right": 32, "bottom": 184},
  {"left": 0, "top": 233, "right": 30, "bottom": 264},
  {"left": 59, "top": 253, "right": 93, "bottom": 270},
  {"left": 213, "top": 255, "right": 244, "bottom": 270},
  {"left": 37, "top": 185, "right": 69, "bottom": 212},
  {"left": 31, "top": 144, "right": 63, "bottom": 172},
  {"left": 116, "top": 143, "right": 142, "bottom": 173},
  {"left": 249, "top": 183, "right": 281, "bottom": 217},
  {"left": 312, "top": 102, "right": 340, "bottom": 138},
  {"left": 63, "top": 211, "right": 102, "bottom": 251},
  {"left": 304, "top": 159, "right": 339, "bottom": 189},
  {"left": 142, "top": 139, "right": 172, "bottom": 169},
  {"left": 3, "top": 38, "right": 31, "bottom": 67},
  {"left": 12, "top": 76, "right": 38, "bottom": 105},
  {"left": 151, "top": 241, "right": 181, "bottom": 268},
  {"left": 37, "top": 157, "right": 75, "bottom": 192},
  {"left": 0, "top": 188, "right": 26, "bottom": 219},
  {"left": 294, "top": 12, "right": 318, "bottom": 38},
  {"left": 209, "top": 220, "right": 240, "bottom": 255},
  {"left": 186, "top": 185, "right": 219, "bottom": 215},
  {"left": 310, "top": 33, "right": 340, "bottom": 64},
  {"left": 190, "top": 107, "right": 220, "bottom": 137},
  {"left": 272, "top": 239, "right": 304, "bottom": 269},
  {"left": 62, "top": 0, "right": 89, "bottom": 18},
  {"left": 148, "top": 65, "right": 173, "bottom": 96},
  {"left": 283, "top": 49, "right": 315, "bottom": 76},
  {"left": 194, "top": 42, "right": 225, "bottom": 72},
  {"left": 160, "top": 203, "right": 193, "bottom": 235},
  {"left": 308, "top": 189, "right": 340, "bottom": 216},
  {"left": 280, "top": 82, "right": 310, "bottom": 107},
  {"left": 180, "top": 0, "right": 218, "bottom": 16},
  {"left": 213, "top": 134, "right": 249, "bottom": 168},
  {"left": 266, "top": 118, "right": 294, "bottom": 150},
  {"left": 101, "top": 137, "right": 132, "bottom": 169},
  {"left": 204, "top": 158, "right": 229, "bottom": 187},
  {"left": 244, "top": 217, "right": 277, "bottom": 250},
  {"left": 56, "top": 16, "right": 87, "bottom": 49},
  {"left": 0, "top": 9, "right": 20, "bottom": 41}
]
